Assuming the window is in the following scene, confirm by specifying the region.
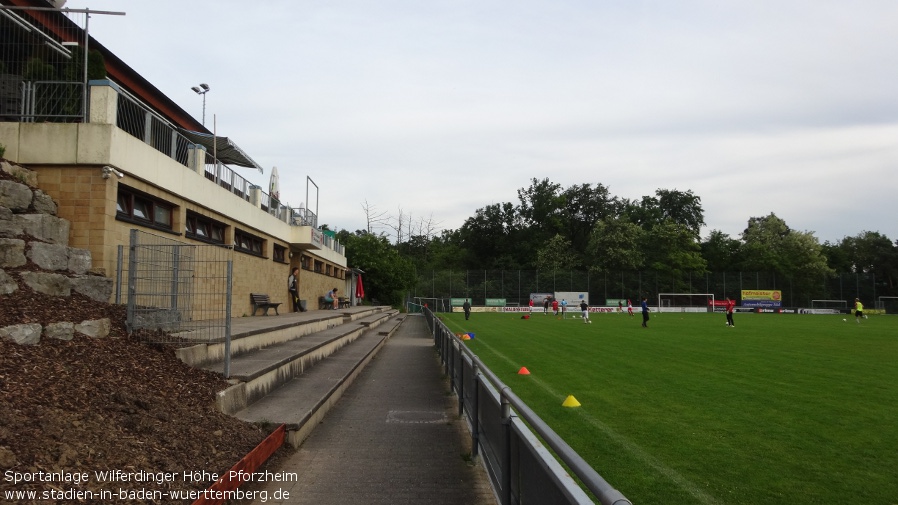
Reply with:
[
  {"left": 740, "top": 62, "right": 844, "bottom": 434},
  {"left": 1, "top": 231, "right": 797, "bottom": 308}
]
[
  {"left": 273, "top": 245, "right": 287, "bottom": 263},
  {"left": 116, "top": 186, "right": 173, "bottom": 230},
  {"left": 235, "top": 229, "right": 264, "bottom": 256},
  {"left": 185, "top": 211, "right": 226, "bottom": 244}
]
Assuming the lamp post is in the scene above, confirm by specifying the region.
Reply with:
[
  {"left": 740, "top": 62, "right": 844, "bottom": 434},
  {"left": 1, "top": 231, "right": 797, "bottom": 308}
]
[{"left": 191, "top": 83, "right": 210, "bottom": 125}]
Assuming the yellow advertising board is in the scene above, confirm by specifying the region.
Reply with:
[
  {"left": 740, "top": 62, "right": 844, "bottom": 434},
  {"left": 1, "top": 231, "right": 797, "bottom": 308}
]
[
  {"left": 741, "top": 290, "right": 782, "bottom": 301},
  {"left": 741, "top": 290, "right": 783, "bottom": 307}
]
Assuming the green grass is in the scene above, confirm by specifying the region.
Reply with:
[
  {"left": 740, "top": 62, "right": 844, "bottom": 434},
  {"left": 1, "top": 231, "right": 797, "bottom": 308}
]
[{"left": 441, "top": 310, "right": 898, "bottom": 505}]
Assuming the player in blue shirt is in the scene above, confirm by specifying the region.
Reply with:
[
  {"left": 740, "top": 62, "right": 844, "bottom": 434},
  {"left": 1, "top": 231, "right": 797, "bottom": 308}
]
[{"left": 641, "top": 297, "right": 650, "bottom": 328}]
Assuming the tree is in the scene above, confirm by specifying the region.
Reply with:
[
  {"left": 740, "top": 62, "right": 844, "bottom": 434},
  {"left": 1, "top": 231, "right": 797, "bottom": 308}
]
[
  {"left": 536, "top": 234, "right": 579, "bottom": 271},
  {"left": 623, "top": 195, "right": 663, "bottom": 231},
  {"left": 625, "top": 189, "right": 705, "bottom": 238},
  {"left": 340, "top": 231, "right": 416, "bottom": 305},
  {"left": 643, "top": 220, "right": 707, "bottom": 275},
  {"left": 740, "top": 213, "right": 832, "bottom": 280},
  {"left": 561, "top": 183, "right": 619, "bottom": 254},
  {"left": 701, "top": 230, "right": 743, "bottom": 272},
  {"left": 830, "top": 231, "right": 898, "bottom": 290},
  {"left": 740, "top": 213, "right": 792, "bottom": 272},
  {"left": 456, "top": 202, "right": 524, "bottom": 269},
  {"left": 821, "top": 241, "right": 852, "bottom": 273},
  {"left": 360, "top": 200, "right": 388, "bottom": 235},
  {"left": 585, "top": 217, "right": 645, "bottom": 272},
  {"left": 655, "top": 189, "right": 704, "bottom": 238},
  {"left": 517, "top": 178, "right": 566, "bottom": 244},
  {"left": 420, "top": 230, "right": 467, "bottom": 271}
]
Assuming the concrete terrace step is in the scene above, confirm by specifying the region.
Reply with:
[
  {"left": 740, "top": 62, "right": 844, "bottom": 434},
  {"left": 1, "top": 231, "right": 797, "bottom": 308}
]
[
  {"left": 215, "top": 310, "right": 399, "bottom": 415},
  {"left": 234, "top": 316, "right": 407, "bottom": 447},
  {"left": 175, "top": 306, "right": 390, "bottom": 368},
  {"left": 215, "top": 310, "right": 396, "bottom": 381}
]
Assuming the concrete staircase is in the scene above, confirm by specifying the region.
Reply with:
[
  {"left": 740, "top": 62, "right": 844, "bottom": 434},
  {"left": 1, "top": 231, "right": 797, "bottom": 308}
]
[{"left": 174, "top": 306, "right": 406, "bottom": 447}]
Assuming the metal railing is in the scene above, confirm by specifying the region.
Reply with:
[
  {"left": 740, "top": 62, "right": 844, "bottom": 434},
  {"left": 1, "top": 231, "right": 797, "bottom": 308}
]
[
  {"left": 116, "top": 87, "right": 192, "bottom": 165},
  {"left": 0, "top": 7, "right": 90, "bottom": 122},
  {"left": 423, "top": 307, "right": 632, "bottom": 505},
  {"left": 113, "top": 85, "right": 343, "bottom": 254},
  {"left": 18, "top": 80, "right": 84, "bottom": 122}
]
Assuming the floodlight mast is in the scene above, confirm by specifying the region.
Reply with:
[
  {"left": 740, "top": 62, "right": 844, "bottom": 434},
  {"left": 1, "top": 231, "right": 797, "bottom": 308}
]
[{"left": 191, "top": 83, "right": 210, "bottom": 125}]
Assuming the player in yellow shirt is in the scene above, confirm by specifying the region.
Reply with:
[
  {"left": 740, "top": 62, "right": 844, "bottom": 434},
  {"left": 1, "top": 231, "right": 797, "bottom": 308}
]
[{"left": 854, "top": 298, "right": 866, "bottom": 323}]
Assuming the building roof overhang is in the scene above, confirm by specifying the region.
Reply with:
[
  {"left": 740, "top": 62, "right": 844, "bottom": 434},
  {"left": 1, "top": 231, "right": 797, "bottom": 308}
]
[{"left": 180, "top": 130, "right": 264, "bottom": 172}]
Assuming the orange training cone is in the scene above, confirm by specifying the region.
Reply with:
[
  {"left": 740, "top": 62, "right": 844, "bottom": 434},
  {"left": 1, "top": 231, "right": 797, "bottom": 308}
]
[
  {"left": 562, "top": 395, "right": 581, "bottom": 408},
  {"left": 517, "top": 367, "right": 531, "bottom": 375}
]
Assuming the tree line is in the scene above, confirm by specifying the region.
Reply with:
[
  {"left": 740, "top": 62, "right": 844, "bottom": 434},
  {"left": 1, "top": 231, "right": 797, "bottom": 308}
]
[{"left": 335, "top": 178, "right": 898, "bottom": 306}]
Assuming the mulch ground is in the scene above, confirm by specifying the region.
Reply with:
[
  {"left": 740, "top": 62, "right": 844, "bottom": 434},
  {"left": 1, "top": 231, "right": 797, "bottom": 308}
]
[
  {"left": 0, "top": 265, "right": 276, "bottom": 504},
  {"left": 0, "top": 163, "right": 289, "bottom": 504}
]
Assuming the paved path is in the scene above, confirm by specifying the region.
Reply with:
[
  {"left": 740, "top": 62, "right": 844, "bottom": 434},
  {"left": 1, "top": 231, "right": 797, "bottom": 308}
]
[{"left": 251, "top": 315, "right": 496, "bottom": 505}]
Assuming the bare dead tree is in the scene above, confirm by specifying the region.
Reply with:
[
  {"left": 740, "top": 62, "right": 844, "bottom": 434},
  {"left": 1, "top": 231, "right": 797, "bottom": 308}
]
[
  {"left": 415, "top": 213, "right": 442, "bottom": 241},
  {"left": 361, "top": 200, "right": 388, "bottom": 234},
  {"left": 386, "top": 207, "right": 406, "bottom": 244}
]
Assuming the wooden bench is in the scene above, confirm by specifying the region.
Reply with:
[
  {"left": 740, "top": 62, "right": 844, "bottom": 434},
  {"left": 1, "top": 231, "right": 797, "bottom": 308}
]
[
  {"left": 318, "top": 296, "right": 331, "bottom": 310},
  {"left": 250, "top": 293, "right": 282, "bottom": 316}
]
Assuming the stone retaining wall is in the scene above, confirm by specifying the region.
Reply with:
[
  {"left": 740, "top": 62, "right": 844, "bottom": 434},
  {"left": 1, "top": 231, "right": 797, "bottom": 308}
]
[{"left": 0, "top": 160, "right": 113, "bottom": 345}]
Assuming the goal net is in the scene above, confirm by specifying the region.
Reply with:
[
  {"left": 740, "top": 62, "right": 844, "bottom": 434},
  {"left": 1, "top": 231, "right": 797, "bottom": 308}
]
[{"left": 657, "top": 293, "right": 714, "bottom": 313}]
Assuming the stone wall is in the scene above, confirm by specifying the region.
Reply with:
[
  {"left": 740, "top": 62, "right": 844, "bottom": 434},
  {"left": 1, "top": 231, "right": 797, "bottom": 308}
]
[{"left": 0, "top": 161, "right": 112, "bottom": 344}]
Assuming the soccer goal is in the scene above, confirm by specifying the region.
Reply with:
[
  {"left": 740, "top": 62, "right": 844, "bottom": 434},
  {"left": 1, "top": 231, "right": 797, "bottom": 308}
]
[
  {"left": 876, "top": 296, "right": 898, "bottom": 314},
  {"left": 657, "top": 293, "right": 715, "bottom": 313},
  {"left": 810, "top": 300, "right": 847, "bottom": 311},
  {"left": 413, "top": 297, "right": 450, "bottom": 313}
]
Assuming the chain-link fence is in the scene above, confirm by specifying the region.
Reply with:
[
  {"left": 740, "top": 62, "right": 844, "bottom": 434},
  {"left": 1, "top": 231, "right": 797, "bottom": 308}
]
[
  {"left": 413, "top": 270, "right": 887, "bottom": 310},
  {"left": 120, "top": 229, "right": 233, "bottom": 345}
]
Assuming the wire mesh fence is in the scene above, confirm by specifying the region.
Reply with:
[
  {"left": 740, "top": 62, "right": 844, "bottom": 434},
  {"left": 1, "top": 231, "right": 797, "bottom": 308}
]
[
  {"left": 0, "top": 6, "right": 90, "bottom": 122},
  {"left": 414, "top": 270, "right": 886, "bottom": 310},
  {"left": 122, "top": 229, "right": 232, "bottom": 345}
]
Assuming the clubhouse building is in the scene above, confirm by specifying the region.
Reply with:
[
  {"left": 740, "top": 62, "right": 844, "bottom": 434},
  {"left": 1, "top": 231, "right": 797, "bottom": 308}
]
[{"left": 1, "top": 0, "right": 350, "bottom": 316}]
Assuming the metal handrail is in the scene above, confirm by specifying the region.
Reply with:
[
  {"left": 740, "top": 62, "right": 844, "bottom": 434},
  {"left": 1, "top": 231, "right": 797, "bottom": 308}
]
[
  {"left": 426, "top": 308, "right": 632, "bottom": 505},
  {"left": 473, "top": 354, "right": 632, "bottom": 505}
]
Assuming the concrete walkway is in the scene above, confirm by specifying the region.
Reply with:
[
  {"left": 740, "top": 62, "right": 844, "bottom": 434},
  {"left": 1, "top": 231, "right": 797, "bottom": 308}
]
[{"left": 250, "top": 315, "right": 496, "bottom": 505}]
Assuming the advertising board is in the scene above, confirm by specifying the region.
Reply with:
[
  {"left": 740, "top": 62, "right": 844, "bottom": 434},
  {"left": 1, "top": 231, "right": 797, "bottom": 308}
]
[{"left": 741, "top": 289, "right": 782, "bottom": 308}]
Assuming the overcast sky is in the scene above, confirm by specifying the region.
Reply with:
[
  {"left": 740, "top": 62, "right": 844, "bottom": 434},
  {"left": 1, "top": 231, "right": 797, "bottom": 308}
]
[{"left": 64, "top": 0, "right": 898, "bottom": 244}]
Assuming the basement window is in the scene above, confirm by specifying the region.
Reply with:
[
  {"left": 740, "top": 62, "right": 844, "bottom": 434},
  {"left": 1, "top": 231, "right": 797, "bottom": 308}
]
[
  {"left": 185, "top": 212, "right": 226, "bottom": 244},
  {"left": 116, "top": 186, "right": 174, "bottom": 231}
]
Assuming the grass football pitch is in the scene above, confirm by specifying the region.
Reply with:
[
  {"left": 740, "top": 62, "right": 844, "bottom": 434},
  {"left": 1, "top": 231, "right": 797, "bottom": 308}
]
[{"left": 440, "top": 310, "right": 898, "bottom": 505}]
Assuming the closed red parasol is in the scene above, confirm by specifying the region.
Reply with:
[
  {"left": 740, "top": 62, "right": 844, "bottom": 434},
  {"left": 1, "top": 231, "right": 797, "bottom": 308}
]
[{"left": 356, "top": 274, "right": 365, "bottom": 299}]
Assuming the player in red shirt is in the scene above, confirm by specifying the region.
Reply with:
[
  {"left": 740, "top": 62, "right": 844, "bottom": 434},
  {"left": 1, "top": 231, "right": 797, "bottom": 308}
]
[
  {"left": 725, "top": 297, "right": 736, "bottom": 327},
  {"left": 551, "top": 298, "right": 559, "bottom": 316}
]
